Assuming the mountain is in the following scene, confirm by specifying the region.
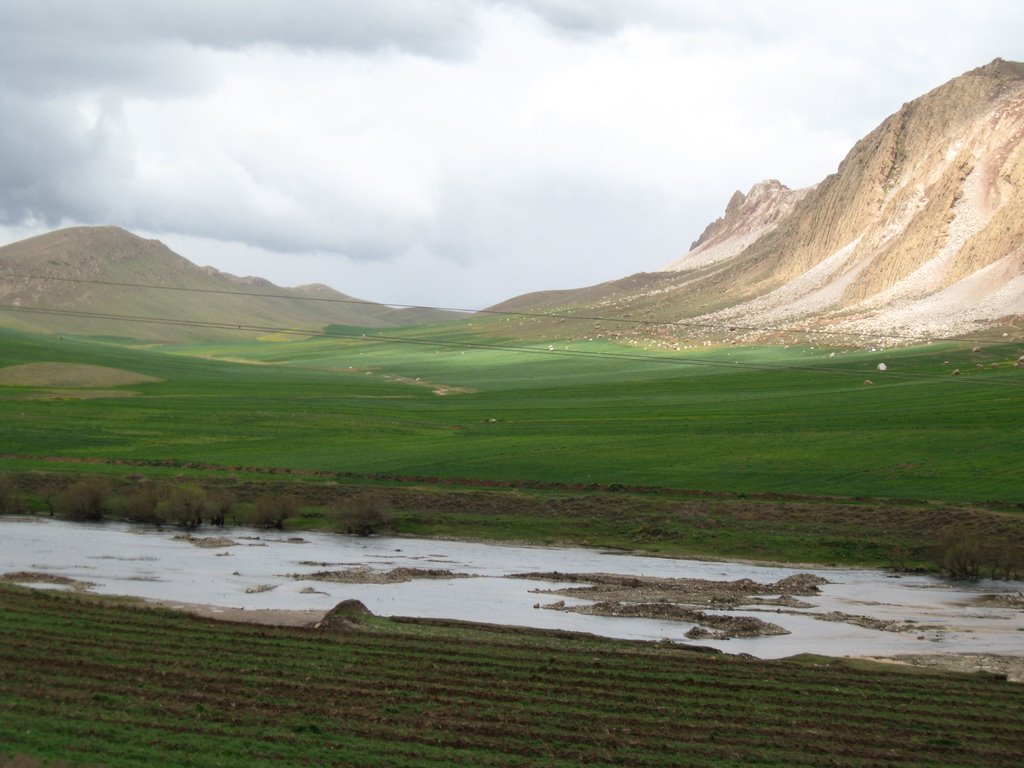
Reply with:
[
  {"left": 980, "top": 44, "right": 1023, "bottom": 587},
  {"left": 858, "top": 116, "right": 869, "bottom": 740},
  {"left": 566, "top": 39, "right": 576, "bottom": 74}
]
[
  {"left": 0, "top": 226, "right": 461, "bottom": 340},
  {"left": 662, "top": 180, "right": 812, "bottom": 273},
  {"left": 494, "top": 59, "right": 1024, "bottom": 345}
]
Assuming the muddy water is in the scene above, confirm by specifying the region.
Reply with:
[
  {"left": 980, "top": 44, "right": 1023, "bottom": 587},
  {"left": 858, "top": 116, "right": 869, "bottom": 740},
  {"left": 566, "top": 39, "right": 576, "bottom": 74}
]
[{"left": 3, "top": 518, "right": 1023, "bottom": 661}]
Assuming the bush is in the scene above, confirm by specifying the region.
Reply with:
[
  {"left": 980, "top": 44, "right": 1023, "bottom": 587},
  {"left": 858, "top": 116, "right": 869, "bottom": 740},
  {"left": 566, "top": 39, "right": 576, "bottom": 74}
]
[
  {"left": 156, "top": 485, "right": 208, "bottom": 529},
  {"left": 58, "top": 477, "right": 110, "bottom": 522},
  {"left": 120, "top": 483, "right": 168, "bottom": 524},
  {"left": 0, "top": 474, "right": 26, "bottom": 515},
  {"left": 207, "top": 490, "right": 236, "bottom": 526},
  {"left": 249, "top": 493, "right": 298, "bottom": 529},
  {"left": 331, "top": 491, "right": 394, "bottom": 536},
  {"left": 933, "top": 526, "right": 1024, "bottom": 580}
]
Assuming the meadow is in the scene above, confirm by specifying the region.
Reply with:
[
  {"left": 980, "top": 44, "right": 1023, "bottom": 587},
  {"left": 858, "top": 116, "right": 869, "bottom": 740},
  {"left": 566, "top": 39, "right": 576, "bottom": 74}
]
[
  {"left": 1, "top": 324, "right": 1022, "bottom": 504},
  {"left": 3, "top": 325, "right": 1024, "bottom": 767}
]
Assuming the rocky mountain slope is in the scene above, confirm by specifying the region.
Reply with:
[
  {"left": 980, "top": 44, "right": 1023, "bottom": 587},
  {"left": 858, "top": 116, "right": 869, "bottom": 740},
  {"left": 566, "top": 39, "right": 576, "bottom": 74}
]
[
  {"left": 495, "top": 59, "right": 1024, "bottom": 345},
  {"left": 662, "top": 180, "right": 812, "bottom": 273},
  {"left": 0, "top": 226, "right": 458, "bottom": 340}
]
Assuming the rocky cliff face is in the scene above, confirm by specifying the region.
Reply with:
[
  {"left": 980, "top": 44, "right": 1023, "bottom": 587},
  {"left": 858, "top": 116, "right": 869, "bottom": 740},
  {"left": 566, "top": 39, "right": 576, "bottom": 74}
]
[
  {"left": 662, "top": 180, "right": 811, "bottom": 273},
  {"left": 667, "top": 59, "right": 1024, "bottom": 341},
  {"left": 494, "top": 60, "right": 1024, "bottom": 345}
]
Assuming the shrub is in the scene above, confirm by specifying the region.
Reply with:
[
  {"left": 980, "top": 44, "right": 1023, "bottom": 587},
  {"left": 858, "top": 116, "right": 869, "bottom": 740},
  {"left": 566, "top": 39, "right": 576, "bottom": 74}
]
[
  {"left": 933, "top": 526, "right": 1024, "bottom": 580},
  {"left": 935, "top": 527, "right": 983, "bottom": 578},
  {"left": 982, "top": 540, "right": 1024, "bottom": 580},
  {"left": 207, "top": 490, "right": 236, "bottom": 526},
  {"left": 0, "top": 474, "right": 25, "bottom": 515},
  {"left": 57, "top": 477, "right": 110, "bottom": 522},
  {"left": 249, "top": 493, "right": 298, "bottom": 529},
  {"left": 156, "top": 485, "right": 208, "bottom": 529},
  {"left": 331, "top": 491, "right": 394, "bottom": 536},
  {"left": 120, "top": 483, "right": 168, "bottom": 524}
]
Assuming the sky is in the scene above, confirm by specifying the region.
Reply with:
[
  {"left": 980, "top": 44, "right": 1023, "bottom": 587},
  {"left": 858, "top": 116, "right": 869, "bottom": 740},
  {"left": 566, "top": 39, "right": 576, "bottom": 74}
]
[{"left": 1, "top": 1, "right": 1023, "bottom": 310}]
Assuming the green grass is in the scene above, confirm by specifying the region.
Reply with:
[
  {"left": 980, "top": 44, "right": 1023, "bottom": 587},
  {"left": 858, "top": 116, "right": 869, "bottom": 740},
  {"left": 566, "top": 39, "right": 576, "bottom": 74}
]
[
  {"left": 2, "top": 584, "right": 1023, "bottom": 767},
  {"left": 2, "top": 326, "right": 1021, "bottom": 505}
]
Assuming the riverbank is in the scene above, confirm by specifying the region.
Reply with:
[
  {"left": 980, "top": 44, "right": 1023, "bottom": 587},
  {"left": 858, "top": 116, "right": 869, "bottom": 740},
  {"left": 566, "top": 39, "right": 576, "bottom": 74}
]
[{"left": 6, "top": 468, "right": 1024, "bottom": 574}]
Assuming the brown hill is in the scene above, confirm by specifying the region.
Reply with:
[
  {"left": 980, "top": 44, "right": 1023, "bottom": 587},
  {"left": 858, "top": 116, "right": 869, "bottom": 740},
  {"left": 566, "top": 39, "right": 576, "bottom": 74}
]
[
  {"left": 493, "top": 59, "right": 1024, "bottom": 345},
  {"left": 0, "top": 226, "right": 461, "bottom": 340}
]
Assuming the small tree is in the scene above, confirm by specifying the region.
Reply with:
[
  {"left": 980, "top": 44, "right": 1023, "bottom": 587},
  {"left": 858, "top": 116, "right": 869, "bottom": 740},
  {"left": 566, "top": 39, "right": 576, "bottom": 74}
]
[
  {"left": 58, "top": 477, "right": 110, "bottom": 522},
  {"left": 38, "top": 483, "right": 60, "bottom": 517},
  {"left": 331, "top": 491, "right": 394, "bottom": 536},
  {"left": 207, "top": 490, "right": 236, "bottom": 527},
  {"left": 157, "top": 485, "right": 208, "bottom": 529},
  {"left": 249, "top": 492, "right": 297, "bottom": 530}
]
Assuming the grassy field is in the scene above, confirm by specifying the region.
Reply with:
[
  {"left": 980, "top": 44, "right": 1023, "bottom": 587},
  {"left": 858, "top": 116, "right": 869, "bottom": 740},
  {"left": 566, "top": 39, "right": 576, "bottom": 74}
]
[
  {"left": 1, "top": 325, "right": 1022, "bottom": 504},
  {"left": 2, "top": 584, "right": 1023, "bottom": 768},
  {"left": 3, "top": 325, "right": 1024, "bottom": 766}
]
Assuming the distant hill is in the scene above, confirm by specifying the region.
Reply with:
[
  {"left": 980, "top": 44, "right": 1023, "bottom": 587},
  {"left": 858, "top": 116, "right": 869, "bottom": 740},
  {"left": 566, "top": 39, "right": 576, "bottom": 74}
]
[
  {"left": 493, "top": 59, "right": 1024, "bottom": 345},
  {"left": 0, "top": 226, "right": 462, "bottom": 340}
]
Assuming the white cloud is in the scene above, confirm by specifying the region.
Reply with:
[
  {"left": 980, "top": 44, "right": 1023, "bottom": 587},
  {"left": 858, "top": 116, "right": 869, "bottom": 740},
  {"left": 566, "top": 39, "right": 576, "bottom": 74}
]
[{"left": 1, "top": 0, "right": 1023, "bottom": 308}]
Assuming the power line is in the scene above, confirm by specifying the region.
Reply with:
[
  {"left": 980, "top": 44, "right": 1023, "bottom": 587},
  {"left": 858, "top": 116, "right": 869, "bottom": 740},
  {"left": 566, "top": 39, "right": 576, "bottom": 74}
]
[
  {"left": 1, "top": 270, "right": 1020, "bottom": 347},
  {"left": 1, "top": 303, "right": 1021, "bottom": 388}
]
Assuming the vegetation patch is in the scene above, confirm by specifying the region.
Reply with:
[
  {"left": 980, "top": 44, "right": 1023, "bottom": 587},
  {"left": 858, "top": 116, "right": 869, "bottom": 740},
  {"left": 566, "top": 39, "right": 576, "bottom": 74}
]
[{"left": 0, "top": 362, "right": 161, "bottom": 388}]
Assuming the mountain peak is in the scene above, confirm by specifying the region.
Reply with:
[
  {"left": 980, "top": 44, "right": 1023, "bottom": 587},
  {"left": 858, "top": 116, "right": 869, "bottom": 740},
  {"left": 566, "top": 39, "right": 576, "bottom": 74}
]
[
  {"left": 499, "top": 60, "right": 1024, "bottom": 345},
  {"left": 656, "top": 58, "right": 1024, "bottom": 341},
  {"left": 972, "top": 57, "right": 1024, "bottom": 79},
  {"left": 662, "top": 179, "right": 810, "bottom": 272}
]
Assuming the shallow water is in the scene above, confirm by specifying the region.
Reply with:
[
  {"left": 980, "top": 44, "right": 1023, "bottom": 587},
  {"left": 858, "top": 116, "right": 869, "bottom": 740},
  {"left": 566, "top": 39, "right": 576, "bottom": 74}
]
[{"left": 3, "top": 518, "right": 1023, "bottom": 660}]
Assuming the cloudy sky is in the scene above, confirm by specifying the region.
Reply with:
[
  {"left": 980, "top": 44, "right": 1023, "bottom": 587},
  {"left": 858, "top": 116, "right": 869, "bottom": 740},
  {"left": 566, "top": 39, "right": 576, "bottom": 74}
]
[{"left": 1, "top": 1, "right": 1022, "bottom": 309}]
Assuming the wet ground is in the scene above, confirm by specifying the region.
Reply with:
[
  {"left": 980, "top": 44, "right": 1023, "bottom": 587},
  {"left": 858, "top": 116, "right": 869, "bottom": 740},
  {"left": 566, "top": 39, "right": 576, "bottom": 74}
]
[{"left": 3, "top": 517, "right": 1023, "bottom": 670}]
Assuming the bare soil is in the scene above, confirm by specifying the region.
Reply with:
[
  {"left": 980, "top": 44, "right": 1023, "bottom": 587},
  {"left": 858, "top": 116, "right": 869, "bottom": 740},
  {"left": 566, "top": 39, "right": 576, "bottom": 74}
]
[
  {"left": 0, "top": 571, "right": 95, "bottom": 592},
  {"left": 286, "top": 565, "right": 473, "bottom": 584},
  {"left": 540, "top": 599, "right": 789, "bottom": 638},
  {"left": 975, "top": 592, "right": 1024, "bottom": 609},
  {"left": 173, "top": 533, "right": 239, "bottom": 548},
  {"left": 0, "top": 362, "right": 160, "bottom": 388},
  {"left": 812, "top": 610, "right": 932, "bottom": 633},
  {"left": 523, "top": 571, "right": 823, "bottom": 638},
  {"left": 874, "top": 653, "right": 1024, "bottom": 683},
  {"left": 516, "top": 571, "right": 828, "bottom": 608}
]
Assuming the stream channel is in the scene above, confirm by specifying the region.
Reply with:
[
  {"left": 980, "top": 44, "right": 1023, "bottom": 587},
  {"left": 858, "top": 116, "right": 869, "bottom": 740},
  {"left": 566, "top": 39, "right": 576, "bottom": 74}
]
[{"left": 3, "top": 518, "right": 1023, "bottom": 662}]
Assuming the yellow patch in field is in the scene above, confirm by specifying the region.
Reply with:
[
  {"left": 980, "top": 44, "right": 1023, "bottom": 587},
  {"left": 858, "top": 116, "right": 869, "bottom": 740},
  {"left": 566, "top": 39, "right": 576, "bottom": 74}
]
[
  {"left": 257, "top": 331, "right": 313, "bottom": 342},
  {"left": 0, "top": 362, "right": 161, "bottom": 388}
]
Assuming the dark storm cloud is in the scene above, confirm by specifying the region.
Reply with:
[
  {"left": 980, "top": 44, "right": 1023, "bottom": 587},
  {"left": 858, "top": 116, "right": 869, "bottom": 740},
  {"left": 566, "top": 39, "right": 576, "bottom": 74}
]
[
  {"left": 0, "top": 0, "right": 479, "bottom": 233},
  {"left": 0, "top": 91, "right": 134, "bottom": 226}
]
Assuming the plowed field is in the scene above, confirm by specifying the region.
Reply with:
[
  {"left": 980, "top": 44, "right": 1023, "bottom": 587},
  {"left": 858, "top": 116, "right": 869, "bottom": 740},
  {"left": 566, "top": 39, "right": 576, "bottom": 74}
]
[{"left": 2, "top": 586, "right": 1022, "bottom": 767}]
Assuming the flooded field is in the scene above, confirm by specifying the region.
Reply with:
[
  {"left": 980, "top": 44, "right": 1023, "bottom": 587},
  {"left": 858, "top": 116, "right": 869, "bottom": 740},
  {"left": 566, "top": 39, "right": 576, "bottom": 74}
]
[{"left": 3, "top": 517, "right": 1023, "bottom": 662}]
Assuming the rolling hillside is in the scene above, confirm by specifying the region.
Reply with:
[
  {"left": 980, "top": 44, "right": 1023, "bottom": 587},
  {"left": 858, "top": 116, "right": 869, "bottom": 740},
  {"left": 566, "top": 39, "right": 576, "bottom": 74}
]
[{"left": 0, "top": 226, "right": 461, "bottom": 341}]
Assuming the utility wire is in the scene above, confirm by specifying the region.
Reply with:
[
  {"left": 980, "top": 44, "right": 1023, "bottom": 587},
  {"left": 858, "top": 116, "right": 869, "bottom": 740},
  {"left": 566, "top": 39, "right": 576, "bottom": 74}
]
[
  {"left": 1, "top": 270, "right": 1020, "bottom": 347},
  {"left": 1, "top": 303, "right": 1020, "bottom": 388}
]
